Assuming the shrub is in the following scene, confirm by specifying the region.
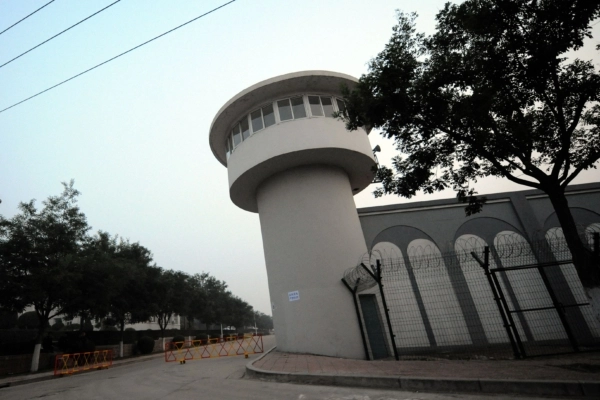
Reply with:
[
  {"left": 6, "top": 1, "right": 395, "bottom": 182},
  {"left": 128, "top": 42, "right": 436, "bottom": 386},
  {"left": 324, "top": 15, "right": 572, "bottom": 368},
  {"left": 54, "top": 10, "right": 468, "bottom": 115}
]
[
  {"left": 195, "top": 333, "right": 208, "bottom": 343},
  {"left": 17, "top": 311, "right": 40, "bottom": 329},
  {"left": 125, "top": 327, "right": 136, "bottom": 332},
  {"left": 172, "top": 335, "right": 185, "bottom": 343},
  {"left": 0, "top": 340, "right": 35, "bottom": 356},
  {"left": 63, "top": 323, "right": 80, "bottom": 331},
  {"left": 137, "top": 336, "right": 155, "bottom": 355},
  {"left": 56, "top": 332, "right": 95, "bottom": 353},
  {"left": 51, "top": 319, "right": 65, "bottom": 331},
  {"left": 0, "top": 310, "right": 18, "bottom": 329},
  {"left": 172, "top": 335, "right": 185, "bottom": 349},
  {"left": 100, "top": 325, "right": 118, "bottom": 331}
]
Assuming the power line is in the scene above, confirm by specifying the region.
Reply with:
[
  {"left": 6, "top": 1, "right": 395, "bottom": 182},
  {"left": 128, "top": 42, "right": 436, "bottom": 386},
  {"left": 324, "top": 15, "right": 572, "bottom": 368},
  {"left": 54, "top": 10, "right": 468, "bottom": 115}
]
[
  {"left": 0, "top": 0, "right": 237, "bottom": 114},
  {"left": 0, "top": 1, "right": 56, "bottom": 36},
  {"left": 1, "top": 0, "right": 122, "bottom": 69}
]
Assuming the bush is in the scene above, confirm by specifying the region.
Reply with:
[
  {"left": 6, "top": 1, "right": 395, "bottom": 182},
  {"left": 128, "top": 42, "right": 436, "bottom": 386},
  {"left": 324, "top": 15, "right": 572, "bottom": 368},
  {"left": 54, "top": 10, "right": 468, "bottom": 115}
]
[
  {"left": 63, "top": 323, "right": 80, "bottom": 331},
  {"left": 56, "top": 332, "right": 95, "bottom": 353},
  {"left": 137, "top": 336, "right": 155, "bottom": 355},
  {"left": 125, "top": 327, "right": 136, "bottom": 332},
  {"left": 195, "top": 333, "right": 208, "bottom": 343},
  {"left": 17, "top": 311, "right": 40, "bottom": 329},
  {"left": 100, "top": 325, "right": 118, "bottom": 331},
  {"left": 0, "top": 340, "right": 35, "bottom": 356},
  {"left": 0, "top": 310, "right": 18, "bottom": 329},
  {"left": 82, "top": 330, "right": 138, "bottom": 345},
  {"left": 172, "top": 335, "right": 185, "bottom": 349},
  {"left": 51, "top": 320, "right": 65, "bottom": 331},
  {"left": 172, "top": 335, "right": 185, "bottom": 343}
]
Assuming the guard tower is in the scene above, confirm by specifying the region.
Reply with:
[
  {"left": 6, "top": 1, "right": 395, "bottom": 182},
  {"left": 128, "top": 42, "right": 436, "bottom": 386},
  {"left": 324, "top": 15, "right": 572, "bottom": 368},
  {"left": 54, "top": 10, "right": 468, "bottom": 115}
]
[{"left": 209, "top": 71, "right": 376, "bottom": 359}]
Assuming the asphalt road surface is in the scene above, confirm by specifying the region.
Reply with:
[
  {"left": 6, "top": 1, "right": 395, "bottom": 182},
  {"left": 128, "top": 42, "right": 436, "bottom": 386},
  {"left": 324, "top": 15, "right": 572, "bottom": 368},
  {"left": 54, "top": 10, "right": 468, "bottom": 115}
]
[{"left": 1, "top": 337, "right": 561, "bottom": 400}]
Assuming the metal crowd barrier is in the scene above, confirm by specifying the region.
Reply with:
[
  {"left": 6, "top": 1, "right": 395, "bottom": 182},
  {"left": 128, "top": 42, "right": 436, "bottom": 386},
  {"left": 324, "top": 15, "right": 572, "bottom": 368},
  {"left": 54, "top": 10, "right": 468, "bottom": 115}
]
[
  {"left": 164, "top": 334, "right": 264, "bottom": 363},
  {"left": 54, "top": 350, "right": 113, "bottom": 376}
]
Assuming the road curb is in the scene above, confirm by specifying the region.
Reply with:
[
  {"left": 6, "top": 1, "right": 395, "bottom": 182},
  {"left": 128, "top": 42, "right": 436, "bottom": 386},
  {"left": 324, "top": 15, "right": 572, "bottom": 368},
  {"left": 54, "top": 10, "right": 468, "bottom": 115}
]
[{"left": 245, "top": 348, "right": 600, "bottom": 397}]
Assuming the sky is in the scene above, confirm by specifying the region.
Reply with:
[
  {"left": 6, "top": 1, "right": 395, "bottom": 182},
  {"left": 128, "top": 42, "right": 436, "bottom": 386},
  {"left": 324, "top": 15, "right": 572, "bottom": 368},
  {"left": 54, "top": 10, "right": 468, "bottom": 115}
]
[{"left": 1, "top": 0, "right": 599, "bottom": 316}]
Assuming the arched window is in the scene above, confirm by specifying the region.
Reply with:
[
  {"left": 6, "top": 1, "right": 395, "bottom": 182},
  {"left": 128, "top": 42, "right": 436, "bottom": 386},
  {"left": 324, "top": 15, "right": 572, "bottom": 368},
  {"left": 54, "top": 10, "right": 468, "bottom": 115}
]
[
  {"left": 545, "top": 227, "right": 600, "bottom": 337},
  {"left": 371, "top": 241, "right": 430, "bottom": 348},
  {"left": 454, "top": 234, "right": 508, "bottom": 344},
  {"left": 494, "top": 231, "right": 565, "bottom": 342},
  {"left": 406, "top": 239, "right": 471, "bottom": 346}
]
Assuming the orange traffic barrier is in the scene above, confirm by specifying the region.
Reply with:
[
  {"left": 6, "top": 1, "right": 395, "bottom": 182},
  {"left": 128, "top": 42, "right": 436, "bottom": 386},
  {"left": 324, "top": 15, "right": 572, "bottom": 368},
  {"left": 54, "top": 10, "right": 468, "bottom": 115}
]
[
  {"left": 164, "top": 334, "right": 264, "bottom": 363},
  {"left": 54, "top": 350, "right": 113, "bottom": 376}
]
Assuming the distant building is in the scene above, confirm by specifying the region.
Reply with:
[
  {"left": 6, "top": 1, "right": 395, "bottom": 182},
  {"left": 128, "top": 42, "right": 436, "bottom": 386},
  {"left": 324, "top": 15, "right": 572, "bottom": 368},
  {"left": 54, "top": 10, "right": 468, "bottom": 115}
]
[{"left": 20, "top": 308, "right": 181, "bottom": 332}]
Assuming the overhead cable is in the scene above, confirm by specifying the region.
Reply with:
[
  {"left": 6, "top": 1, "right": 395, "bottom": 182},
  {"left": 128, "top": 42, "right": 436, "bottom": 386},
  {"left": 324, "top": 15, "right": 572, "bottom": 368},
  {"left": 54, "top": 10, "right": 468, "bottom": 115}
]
[
  {"left": 1, "top": 0, "right": 122, "bottom": 69},
  {"left": 0, "top": 1, "right": 56, "bottom": 36},
  {"left": 0, "top": 0, "right": 237, "bottom": 114}
]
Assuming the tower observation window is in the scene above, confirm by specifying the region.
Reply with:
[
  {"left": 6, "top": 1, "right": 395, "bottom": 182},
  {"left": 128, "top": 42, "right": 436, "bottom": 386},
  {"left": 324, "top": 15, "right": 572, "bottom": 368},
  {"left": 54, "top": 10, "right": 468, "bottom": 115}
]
[
  {"left": 232, "top": 124, "right": 242, "bottom": 147},
  {"left": 262, "top": 104, "right": 276, "bottom": 128},
  {"left": 335, "top": 98, "right": 346, "bottom": 114},
  {"left": 290, "top": 97, "right": 307, "bottom": 119},
  {"left": 225, "top": 94, "right": 349, "bottom": 156},
  {"left": 251, "top": 110, "right": 264, "bottom": 132},
  {"left": 241, "top": 118, "right": 250, "bottom": 140},
  {"left": 277, "top": 99, "right": 293, "bottom": 121},
  {"left": 309, "top": 96, "right": 334, "bottom": 117}
]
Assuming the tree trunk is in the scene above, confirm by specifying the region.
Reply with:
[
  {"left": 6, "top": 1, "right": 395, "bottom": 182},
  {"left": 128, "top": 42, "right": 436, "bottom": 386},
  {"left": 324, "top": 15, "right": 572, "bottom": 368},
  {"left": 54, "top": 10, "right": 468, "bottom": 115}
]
[
  {"left": 545, "top": 186, "right": 599, "bottom": 287},
  {"left": 31, "top": 343, "right": 42, "bottom": 372},
  {"left": 119, "top": 320, "right": 125, "bottom": 358},
  {"left": 31, "top": 324, "right": 48, "bottom": 372},
  {"left": 546, "top": 186, "right": 600, "bottom": 329}
]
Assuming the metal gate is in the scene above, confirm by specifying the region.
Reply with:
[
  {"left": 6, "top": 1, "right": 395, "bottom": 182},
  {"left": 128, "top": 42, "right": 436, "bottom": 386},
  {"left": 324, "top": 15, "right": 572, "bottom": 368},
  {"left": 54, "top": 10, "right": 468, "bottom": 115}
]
[{"left": 472, "top": 246, "right": 598, "bottom": 358}]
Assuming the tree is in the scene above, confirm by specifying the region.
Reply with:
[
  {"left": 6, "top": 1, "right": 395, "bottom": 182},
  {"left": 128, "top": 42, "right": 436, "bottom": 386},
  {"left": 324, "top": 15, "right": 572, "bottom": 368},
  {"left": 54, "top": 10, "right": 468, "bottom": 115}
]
[
  {"left": 146, "top": 268, "right": 190, "bottom": 338},
  {"left": 255, "top": 311, "right": 274, "bottom": 331},
  {"left": 51, "top": 318, "right": 65, "bottom": 331},
  {"left": 0, "top": 181, "right": 89, "bottom": 371},
  {"left": 342, "top": 2, "right": 600, "bottom": 294},
  {"left": 198, "top": 274, "right": 229, "bottom": 333},
  {"left": 17, "top": 311, "right": 41, "bottom": 330},
  {"left": 221, "top": 294, "right": 253, "bottom": 330},
  {"left": 108, "top": 239, "right": 157, "bottom": 357},
  {"left": 61, "top": 232, "right": 119, "bottom": 333},
  {"left": 184, "top": 272, "right": 210, "bottom": 331}
]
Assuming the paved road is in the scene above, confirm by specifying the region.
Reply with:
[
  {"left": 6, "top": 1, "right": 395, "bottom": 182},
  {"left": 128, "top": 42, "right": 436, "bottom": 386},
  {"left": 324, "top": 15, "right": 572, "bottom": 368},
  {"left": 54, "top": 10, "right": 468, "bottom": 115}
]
[{"left": 0, "top": 337, "right": 564, "bottom": 400}]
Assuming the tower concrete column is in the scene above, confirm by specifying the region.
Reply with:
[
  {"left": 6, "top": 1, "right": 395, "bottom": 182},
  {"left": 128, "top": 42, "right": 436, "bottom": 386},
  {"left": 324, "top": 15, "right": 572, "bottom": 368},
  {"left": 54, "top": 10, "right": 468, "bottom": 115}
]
[
  {"left": 257, "top": 165, "right": 368, "bottom": 357},
  {"left": 209, "top": 71, "right": 376, "bottom": 359}
]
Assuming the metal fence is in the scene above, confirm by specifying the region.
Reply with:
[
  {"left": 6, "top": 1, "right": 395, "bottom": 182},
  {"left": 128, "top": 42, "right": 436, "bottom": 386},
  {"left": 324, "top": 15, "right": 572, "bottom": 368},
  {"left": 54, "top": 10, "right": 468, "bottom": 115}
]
[{"left": 342, "top": 232, "right": 600, "bottom": 360}]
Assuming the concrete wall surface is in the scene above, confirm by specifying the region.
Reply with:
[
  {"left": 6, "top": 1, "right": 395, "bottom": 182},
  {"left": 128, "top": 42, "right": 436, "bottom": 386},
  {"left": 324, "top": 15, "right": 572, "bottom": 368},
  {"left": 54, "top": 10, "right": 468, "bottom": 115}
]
[
  {"left": 257, "top": 165, "right": 367, "bottom": 359},
  {"left": 354, "top": 182, "right": 600, "bottom": 357},
  {"left": 358, "top": 182, "right": 600, "bottom": 251}
]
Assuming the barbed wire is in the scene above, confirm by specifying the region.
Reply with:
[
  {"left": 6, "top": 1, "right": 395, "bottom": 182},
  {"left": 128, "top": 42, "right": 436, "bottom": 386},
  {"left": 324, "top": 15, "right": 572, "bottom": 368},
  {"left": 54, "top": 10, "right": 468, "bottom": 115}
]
[{"left": 345, "top": 228, "right": 599, "bottom": 290}]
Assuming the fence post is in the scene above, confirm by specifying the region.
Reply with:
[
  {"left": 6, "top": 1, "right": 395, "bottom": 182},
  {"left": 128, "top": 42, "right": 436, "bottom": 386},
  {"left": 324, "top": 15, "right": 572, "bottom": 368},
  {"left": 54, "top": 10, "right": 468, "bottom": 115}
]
[
  {"left": 471, "top": 246, "right": 524, "bottom": 359},
  {"left": 341, "top": 277, "right": 370, "bottom": 360},
  {"left": 360, "top": 260, "right": 399, "bottom": 360}
]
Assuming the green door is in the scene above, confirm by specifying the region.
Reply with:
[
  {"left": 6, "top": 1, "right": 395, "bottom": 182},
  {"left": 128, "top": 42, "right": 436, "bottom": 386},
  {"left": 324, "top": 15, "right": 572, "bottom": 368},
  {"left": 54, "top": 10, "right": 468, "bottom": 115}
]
[{"left": 359, "top": 294, "right": 389, "bottom": 359}]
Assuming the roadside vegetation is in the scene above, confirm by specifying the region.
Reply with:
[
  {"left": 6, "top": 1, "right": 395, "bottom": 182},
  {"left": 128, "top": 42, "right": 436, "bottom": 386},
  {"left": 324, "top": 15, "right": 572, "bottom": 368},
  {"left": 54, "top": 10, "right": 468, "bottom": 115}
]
[{"left": 0, "top": 181, "right": 273, "bottom": 372}]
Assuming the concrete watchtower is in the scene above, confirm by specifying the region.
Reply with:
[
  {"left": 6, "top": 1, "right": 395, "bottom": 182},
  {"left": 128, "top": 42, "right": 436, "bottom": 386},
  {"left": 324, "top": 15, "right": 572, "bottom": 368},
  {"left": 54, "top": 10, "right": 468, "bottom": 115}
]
[{"left": 209, "top": 71, "right": 376, "bottom": 359}]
